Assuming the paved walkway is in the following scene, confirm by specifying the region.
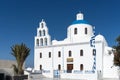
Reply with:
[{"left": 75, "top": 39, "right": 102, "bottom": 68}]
[
  {"left": 102, "top": 78, "right": 118, "bottom": 80},
  {"left": 30, "top": 78, "right": 119, "bottom": 80}
]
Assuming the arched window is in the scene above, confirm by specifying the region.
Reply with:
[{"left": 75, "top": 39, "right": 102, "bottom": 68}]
[
  {"left": 80, "top": 64, "right": 83, "bottom": 71},
  {"left": 58, "top": 64, "right": 61, "bottom": 70},
  {"left": 49, "top": 52, "right": 51, "bottom": 58},
  {"left": 45, "top": 38, "right": 47, "bottom": 45},
  {"left": 40, "top": 38, "right": 43, "bottom": 46},
  {"left": 74, "top": 28, "right": 77, "bottom": 34},
  {"left": 41, "top": 23, "right": 44, "bottom": 28},
  {"left": 68, "top": 50, "right": 72, "bottom": 57},
  {"left": 43, "top": 30, "right": 45, "bottom": 36},
  {"left": 39, "top": 30, "right": 42, "bottom": 36},
  {"left": 40, "top": 53, "right": 42, "bottom": 58},
  {"left": 40, "top": 65, "right": 42, "bottom": 70},
  {"left": 80, "top": 50, "right": 83, "bottom": 56},
  {"left": 85, "top": 28, "right": 87, "bottom": 34},
  {"left": 36, "top": 39, "right": 39, "bottom": 46},
  {"left": 58, "top": 51, "right": 61, "bottom": 57}
]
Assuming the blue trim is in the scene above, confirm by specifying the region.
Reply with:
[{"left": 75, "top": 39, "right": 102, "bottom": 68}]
[{"left": 72, "top": 20, "right": 88, "bottom": 25}]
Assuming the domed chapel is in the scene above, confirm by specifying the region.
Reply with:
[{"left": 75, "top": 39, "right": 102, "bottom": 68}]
[{"left": 34, "top": 12, "right": 118, "bottom": 80}]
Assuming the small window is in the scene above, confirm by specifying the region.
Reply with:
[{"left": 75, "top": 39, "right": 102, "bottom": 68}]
[
  {"left": 58, "top": 64, "right": 61, "bottom": 70},
  {"left": 43, "top": 30, "right": 45, "bottom": 36},
  {"left": 40, "top": 53, "right": 42, "bottom": 58},
  {"left": 80, "top": 50, "right": 83, "bottom": 56},
  {"left": 80, "top": 64, "right": 83, "bottom": 71},
  {"left": 49, "top": 52, "right": 51, "bottom": 58},
  {"left": 85, "top": 28, "right": 87, "bottom": 34},
  {"left": 41, "top": 23, "right": 44, "bottom": 28},
  {"left": 74, "top": 28, "right": 77, "bottom": 34},
  {"left": 40, "top": 65, "right": 42, "bottom": 70},
  {"left": 58, "top": 51, "right": 61, "bottom": 57},
  {"left": 45, "top": 38, "right": 47, "bottom": 45},
  {"left": 39, "top": 30, "right": 42, "bottom": 36},
  {"left": 40, "top": 38, "right": 43, "bottom": 46},
  {"left": 93, "top": 49, "right": 96, "bottom": 56},
  {"left": 36, "top": 39, "right": 39, "bottom": 46},
  {"left": 69, "top": 50, "right": 72, "bottom": 57}
]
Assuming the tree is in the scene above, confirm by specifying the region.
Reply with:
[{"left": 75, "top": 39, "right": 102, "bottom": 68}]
[
  {"left": 11, "top": 43, "right": 30, "bottom": 75},
  {"left": 113, "top": 35, "right": 120, "bottom": 67},
  {"left": 113, "top": 35, "right": 120, "bottom": 80}
]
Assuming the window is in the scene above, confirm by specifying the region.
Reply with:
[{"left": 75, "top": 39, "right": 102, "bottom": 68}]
[
  {"left": 41, "top": 23, "right": 44, "bottom": 28},
  {"left": 80, "top": 64, "right": 83, "bottom": 71},
  {"left": 58, "top": 51, "right": 61, "bottom": 57},
  {"left": 85, "top": 28, "right": 87, "bottom": 34},
  {"left": 74, "top": 28, "right": 77, "bottom": 34},
  {"left": 93, "top": 49, "right": 96, "bottom": 56},
  {"left": 40, "top": 53, "right": 42, "bottom": 58},
  {"left": 45, "top": 38, "right": 47, "bottom": 45},
  {"left": 36, "top": 39, "right": 39, "bottom": 46},
  {"left": 80, "top": 50, "right": 83, "bottom": 56},
  {"left": 69, "top": 50, "right": 72, "bottom": 57},
  {"left": 40, "top": 38, "right": 43, "bottom": 46},
  {"left": 49, "top": 52, "right": 51, "bottom": 58},
  {"left": 39, "top": 30, "right": 41, "bottom": 36},
  {"left": 58, "top": 64, "right": 61, "bottom": 70},
  {"left": 40, "top": 65, "right": 42, "bottom": 70},
  {"left": 43, "top": 30, "right": 45, "bottom": 36}
]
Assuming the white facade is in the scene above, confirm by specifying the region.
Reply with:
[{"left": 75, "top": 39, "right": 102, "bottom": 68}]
[{"left": 34, "top": 13, "right": 118, "bottom": 80}]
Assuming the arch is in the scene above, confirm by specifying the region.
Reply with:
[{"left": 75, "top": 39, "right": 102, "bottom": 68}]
[
  {"left": 58, "top": 64, "right": 61, "bottom": 70},
  {"left": 43, "top": 30, "right": 45, "bottom": 36},
  {"left": 85, "top": 28, "right": 87, "bottom": 34},
  {"left": 41, "top": 23, "right": 44, "bottom": 28},
  {"left": 80, "top": 64, "right": 83, "bottom": 71},
  {"left": 39, "top": 30, "right": 42, "bottom": 36},
  {"left": 40, "top": 52, "right": 42, "bottom": 58},
  {"left": 36, "top": 39, "right": 39, "bottom": 46},
  {"left": 40, "top": 65, "right": 42, "bottom": 70},
  {"left": 49, "top": 52, "right": 51, "bottom": 58},
  {"left": 68, "top": 50, "right": 72, "bottom": 57},
  {"left": 44, "top": 38, "right": 47, "bottom": 45},
  {"left": 80, "top": 49, "right": 83, "bottom": 56},
  {"left": 74, "top": 28, "right": 77, "bottom": 34},
  {"left": 40, "top": 38, "right": 43, "bottom": 46},
  {"left": 58, "top": 51, "right": 61, "bottom": 57}
]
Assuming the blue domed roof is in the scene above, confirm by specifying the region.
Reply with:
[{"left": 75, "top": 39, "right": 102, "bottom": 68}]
[{"left": 72, "top": 20, "right": 88, "bottom": 25}]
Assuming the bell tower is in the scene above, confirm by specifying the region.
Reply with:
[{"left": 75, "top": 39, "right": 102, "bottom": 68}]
[{"left": 35, "top": 19, "right": 51, "bottom": 46}]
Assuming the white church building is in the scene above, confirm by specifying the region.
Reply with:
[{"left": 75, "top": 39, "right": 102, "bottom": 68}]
[{"left": 34, "top": 12, "right": 118, "bottom": 80}]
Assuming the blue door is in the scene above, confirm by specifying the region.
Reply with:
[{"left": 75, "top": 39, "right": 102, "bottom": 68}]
[{"left": 53, "top": 70, "right": 60, "bottom": 78}]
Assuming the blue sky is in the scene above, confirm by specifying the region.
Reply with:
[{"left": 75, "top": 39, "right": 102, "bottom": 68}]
[{"left": 0, "top": 0, "right": 120, "bottom": 67}]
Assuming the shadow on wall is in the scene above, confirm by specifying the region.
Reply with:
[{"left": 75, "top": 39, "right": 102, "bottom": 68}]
[
  {"left": 0, "top": 73, "right": 12, "bottom": 80},
  {"left": 13, "top": 75, "right": 28, "bottom": 80}
]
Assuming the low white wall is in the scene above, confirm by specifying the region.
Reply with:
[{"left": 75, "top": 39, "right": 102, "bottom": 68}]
[{"left": 61, "top": 73, "right": 97, "bottom": 80}]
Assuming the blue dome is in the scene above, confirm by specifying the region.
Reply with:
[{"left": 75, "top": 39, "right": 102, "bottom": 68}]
[{"left": 72, "top": 20, "right": 88, "bottom": 25}]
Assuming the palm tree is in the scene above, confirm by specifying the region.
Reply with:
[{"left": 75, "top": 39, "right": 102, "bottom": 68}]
[{"left": 11, "top": 43, "right": 30, "bottom": 75}]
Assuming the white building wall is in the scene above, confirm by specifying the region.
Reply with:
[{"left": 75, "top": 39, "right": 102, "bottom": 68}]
[
  {"left": 95, "top": 42, "right": 103, "bottom": 72},
  {"left": 103, "top": 47, "right": 118, "bottom": 78},
  {"left": 53, "top": 47, "right": 63, "bottom": 70}
]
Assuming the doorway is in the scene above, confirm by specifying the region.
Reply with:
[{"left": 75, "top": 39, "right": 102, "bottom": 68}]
[{"left": 67, "top": 64, "right": 73, "bottom": 73}]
